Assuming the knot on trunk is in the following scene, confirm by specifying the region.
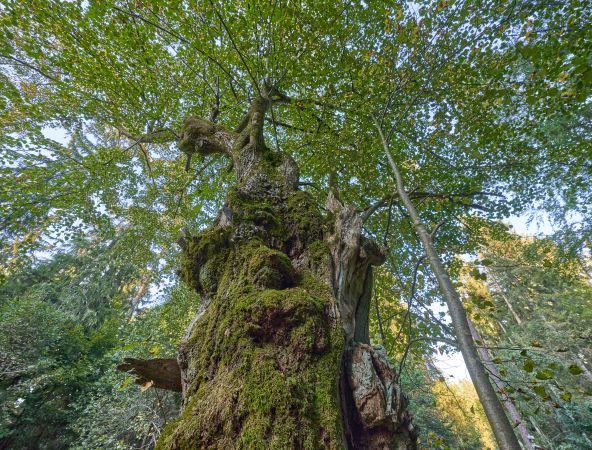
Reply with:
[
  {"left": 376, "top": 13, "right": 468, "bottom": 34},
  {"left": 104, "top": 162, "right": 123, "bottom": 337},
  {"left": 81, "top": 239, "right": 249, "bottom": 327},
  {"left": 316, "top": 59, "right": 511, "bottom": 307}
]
[
  {"left": 177, "top": 227, "right": 231, "bottom": 296},
  {"left": 345, "top": 343, "right": 417, "bottom": 449},
  {"left": 179, "top": 117, "right": 228, "bottom": 157}
]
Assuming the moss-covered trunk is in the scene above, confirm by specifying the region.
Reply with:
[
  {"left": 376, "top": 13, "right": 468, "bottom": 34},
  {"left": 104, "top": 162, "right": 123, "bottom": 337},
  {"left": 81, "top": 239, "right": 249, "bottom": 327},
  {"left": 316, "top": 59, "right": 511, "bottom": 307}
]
[{"left": 156, "top": 94, "right": 416, "bottom": 449}]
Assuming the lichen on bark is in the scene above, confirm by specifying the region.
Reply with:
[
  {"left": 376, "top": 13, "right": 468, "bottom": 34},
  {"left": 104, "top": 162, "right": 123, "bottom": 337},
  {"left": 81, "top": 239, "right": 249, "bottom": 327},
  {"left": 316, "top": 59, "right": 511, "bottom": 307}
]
[{"left": 152, "top": 92, "right": 416, "bottom": 449}]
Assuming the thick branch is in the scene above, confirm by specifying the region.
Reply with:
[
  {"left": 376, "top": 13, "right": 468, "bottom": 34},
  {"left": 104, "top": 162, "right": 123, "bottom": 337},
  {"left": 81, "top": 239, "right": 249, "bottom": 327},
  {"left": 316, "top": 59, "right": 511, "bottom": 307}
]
[
  {"left": 179, "top": 117, "right": 236, "bottom": 158},
  {"left": 362, "top": 189, "right": 499, "bottom": 223},
  {"left": 362, "top": 195, "right": 394, "bottom": 223},
  {"left": 117, "top": 127, "right": 179, "bottom": 144}
]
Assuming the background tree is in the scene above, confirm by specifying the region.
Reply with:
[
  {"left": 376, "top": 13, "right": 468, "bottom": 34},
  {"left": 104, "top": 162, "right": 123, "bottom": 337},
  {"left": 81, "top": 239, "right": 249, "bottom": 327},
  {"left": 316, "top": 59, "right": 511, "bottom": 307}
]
[
  {"left": 463, "top": 233, "right": 592, "bottom": 449},
  {"left": 0, "top": 236, "right": 199, "bottom": 449},
  {"left": 0, "top": 236, "right": 134, "bottom": 448}
]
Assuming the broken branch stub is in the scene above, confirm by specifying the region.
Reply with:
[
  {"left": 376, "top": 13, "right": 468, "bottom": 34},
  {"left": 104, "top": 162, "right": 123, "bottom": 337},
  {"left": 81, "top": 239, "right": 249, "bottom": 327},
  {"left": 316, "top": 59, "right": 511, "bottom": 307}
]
[{"left": 116, "top": 357, "right": 181, "bottom": 392}]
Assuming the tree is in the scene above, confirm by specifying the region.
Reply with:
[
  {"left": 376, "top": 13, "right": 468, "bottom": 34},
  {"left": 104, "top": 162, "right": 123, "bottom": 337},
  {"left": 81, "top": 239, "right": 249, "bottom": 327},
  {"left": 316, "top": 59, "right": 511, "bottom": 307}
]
[
  {"left": 1, "top": 1, "right": 590, "bottom": 448},
  {"left": 0, "top": 236, "right": 135, "bottom": 448},
  {"left": 147, "top": 91, "right": 415, "bottom": 447},
  {"left": 463, "top": 234, "right": 592, "bottom": 448},
  {"left": 70, "top": 283, "right": 200, "bottom": 449},
  {"left": 0, "top": 236, "right": 201, "bottom": 449}
]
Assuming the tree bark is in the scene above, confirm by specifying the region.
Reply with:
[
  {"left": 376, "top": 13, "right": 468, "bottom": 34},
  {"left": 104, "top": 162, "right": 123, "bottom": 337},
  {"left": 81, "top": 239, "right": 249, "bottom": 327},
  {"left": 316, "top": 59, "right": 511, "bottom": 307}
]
[
  {"left": 150, "top": 95, "right": 416, "bottom": 449},
  {"left": 467, "top": 320, "right": 534, "bottom": 450},
  {"left": 374, "top": 119, "right": 521, "bottom": 450}
]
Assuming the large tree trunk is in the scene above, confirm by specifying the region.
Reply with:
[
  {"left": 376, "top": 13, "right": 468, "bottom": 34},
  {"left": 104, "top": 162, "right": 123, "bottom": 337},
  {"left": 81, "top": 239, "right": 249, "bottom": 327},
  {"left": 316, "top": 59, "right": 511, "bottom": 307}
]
[{"left": 154, "top": 95, "right": 417, "bottom": 449}]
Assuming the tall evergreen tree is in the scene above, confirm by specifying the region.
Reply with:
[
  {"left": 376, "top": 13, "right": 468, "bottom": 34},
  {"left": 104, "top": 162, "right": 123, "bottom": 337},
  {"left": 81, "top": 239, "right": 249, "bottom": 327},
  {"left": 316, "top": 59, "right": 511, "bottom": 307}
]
[
  {"left": 0, "top": 237, "right": 137, "bottom": 448},
  {"left": 464, "top": 234, "right": 592, "bottom": 448}
]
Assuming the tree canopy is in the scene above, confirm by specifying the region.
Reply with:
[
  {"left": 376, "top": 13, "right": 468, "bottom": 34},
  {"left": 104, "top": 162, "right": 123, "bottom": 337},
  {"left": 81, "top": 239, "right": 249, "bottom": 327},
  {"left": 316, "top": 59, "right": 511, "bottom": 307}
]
[
  {"left": 2, "top": 0, "right": 590, "bottom": 275},
  {"left": 1, "top": 0, "right": 591, "bottom": 448}
]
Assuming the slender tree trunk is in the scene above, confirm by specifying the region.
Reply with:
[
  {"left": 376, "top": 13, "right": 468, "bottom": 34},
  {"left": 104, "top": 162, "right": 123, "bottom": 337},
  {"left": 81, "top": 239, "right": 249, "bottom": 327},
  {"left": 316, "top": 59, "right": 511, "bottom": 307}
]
[
  {"left": 374, "top": 119, "right": 521, "bottom": 450},
  {"left": 489, "top": 274, "right": 523, "bottom": 325},
  {"left": 467, "top": 319, "right": 534, "bottom": 450},
  {"left": 153, "top": 95, "right": 416, "bottom": 449}
]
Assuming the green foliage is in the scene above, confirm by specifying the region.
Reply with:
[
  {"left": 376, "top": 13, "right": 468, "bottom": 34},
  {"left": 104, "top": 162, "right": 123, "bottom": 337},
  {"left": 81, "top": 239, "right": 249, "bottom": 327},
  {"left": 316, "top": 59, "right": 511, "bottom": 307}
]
[
  {"left": 0, "top": 0, "right": 590, "bottom": 447},
  {"left": 394, "top": 360, "right": 496, "bottom": 450},
  {"left": 1, "top": 0, "right": 590, "bottom": 281},
  {"left": 0, "top": 239, "right": 127, "bottom": 448},
  {"left": 69, "top": 285, "right": 198, "bottom": 449},
  {"left": 69, "top": 369, "right": 180, "bottom": 450},
  {"left": 0, "top": 237, "right": 198, "bottom": 449},
  {"left": 465, "top": 234, "right": 592, "bottom": 449}
]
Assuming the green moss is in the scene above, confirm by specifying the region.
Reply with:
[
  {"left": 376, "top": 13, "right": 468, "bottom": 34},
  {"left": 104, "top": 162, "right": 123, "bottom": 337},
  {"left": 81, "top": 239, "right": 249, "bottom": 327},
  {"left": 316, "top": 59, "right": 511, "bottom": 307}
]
[
  {"left": 282, "top": 192, "right": 326, "bottom": 253},
  {"left": 226, "top": 188, "right": 284, "bottom": 242},
  {"left": 198, "top": 256, "right": 224, "bottom": 293},
  {"left": 178, "top": 227, "right": 230, "bottom": 294},
  {"left": 166, "top": 181, "right": 344, "bottom": 448},
  {"left": 179, "top": 117, "right": 227, "bottom": 157},
  {"left": 161, "top": 270, "right": 344, "bottom": 449},
  {"left": 236, "top": 297, "right": 343, "bottom": 450},
  {"left": 154, "top": 417, "right": 181, "bottom": 450},
  {"left": 262, "top": 147, "right": 284, "bottom": 167},
  {"left": 302, "top": 240, "right": 333, "bottom": 282},
  {"left": 245, "top": 244, "right": 296, "bottom": 289},
  {"left": 285, "top": 191, "right": 323, "bottom": 231},
  {"left": 306, "top": 240, "right": 330, "bottom": 260}
]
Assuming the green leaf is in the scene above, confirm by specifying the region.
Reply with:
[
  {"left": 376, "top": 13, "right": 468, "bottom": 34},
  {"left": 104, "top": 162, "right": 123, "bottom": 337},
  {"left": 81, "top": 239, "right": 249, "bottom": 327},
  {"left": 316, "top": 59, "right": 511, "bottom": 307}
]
[
  {"left": 568, "top": 364, "right": 584, "bottom": 375},
  {"left": 533, "top": 385, "right": 547, "bottom": 398},
  {"left": 581, "top": 67, "right": 592, "bottom": 84},
  {"left": 523, "top": 358, "right": 535, "bottom": 373},
  {"left": 118, "top": 376, "right": 132, "bottom": 391},
  {"left": 535, "top": 369, "right": 554, "bottom": 380},
  {"left": 149, "top": 344, "right": 161, "bottom": 355}
]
